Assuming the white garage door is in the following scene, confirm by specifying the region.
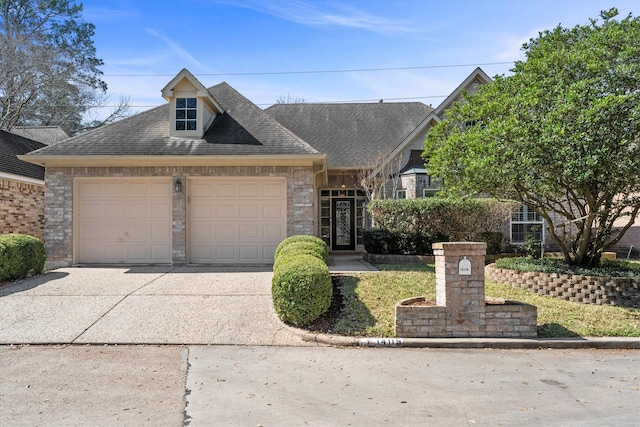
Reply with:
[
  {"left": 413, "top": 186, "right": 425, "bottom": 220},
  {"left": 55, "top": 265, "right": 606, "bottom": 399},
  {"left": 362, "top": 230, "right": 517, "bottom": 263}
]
[
  {"left": 189, "top": 178, "right": 286, "bottom": 264},
  {"left": 76, "top": 179, "right": 172, "bottom": 264}
]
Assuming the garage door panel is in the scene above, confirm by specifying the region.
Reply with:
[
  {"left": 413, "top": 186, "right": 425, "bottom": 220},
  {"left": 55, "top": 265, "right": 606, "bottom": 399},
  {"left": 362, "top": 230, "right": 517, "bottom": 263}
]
[
  {"left": 150, "top": 202, "right": 171, "bottom": 219},
  {"left": 239, "top": 224, "right": 259, "bottom": 239},
  {"left": 77, "top": 179, "right": 172, "bottom": 264},
  {"left": 214, "top": 224, "right": 235, "bottom": 239},
  {"left": 189, "top": 178, "right": 286, "bottom": 264},
  {"left": 127, "top": 244, "right": 149, "bottom": 262},
  {"left": 238, "top": 204, "right": 259, "bottom": 219},
  {"left": 263, "top": 224, "right": 285, "bottom": 239},
  {"left": 104, "top": 203, "right": 127, "bottom": 220},
  {"left": 191, "top": 204, "right": 211, "bottom": 219},
  {"left": 151, "top": 223, "right": 172, "bottom": 241},
  {"left": 263, "top": 204, "right": 284, "bottom": 218},
  {"left": 214, "top": 246, "right": 236, "bottom": 262},
  {"left": 191, "top": 182, "right": 214, "bottom": 197},
  {"left": 262, "top": 183, "right": 284, "bottom": 197},
  {"left": 216, "top": 183, "right": 236, "bottom": 197},
  {"left": 216, "top": 204, "right": 236, "bottom": 218},
  {"left": 127, "top": 203, "right": 150, "bottom": 220},
  {"left": 238, "top": 246, "right": 259, "bottom": 261},
  {"left": 239, "top": 183, "right": 259, "bottom": 197}
]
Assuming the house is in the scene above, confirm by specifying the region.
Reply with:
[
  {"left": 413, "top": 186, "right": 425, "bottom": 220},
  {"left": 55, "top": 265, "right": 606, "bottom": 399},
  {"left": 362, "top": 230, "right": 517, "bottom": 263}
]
[
  {"left": 23, "top": 66, "right": 578, "bottom": 267},
  {"left": 0, "top": 130, "right": 47, "bottom": 239},
  {"left": 17, "top": 67, "right": 495, "bottom": 267}
]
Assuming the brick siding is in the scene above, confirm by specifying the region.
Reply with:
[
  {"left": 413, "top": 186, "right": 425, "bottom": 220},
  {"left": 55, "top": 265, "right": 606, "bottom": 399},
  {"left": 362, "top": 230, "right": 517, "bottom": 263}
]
[{"left": 0, "top": 178, "right": 45, "bottom": 240}]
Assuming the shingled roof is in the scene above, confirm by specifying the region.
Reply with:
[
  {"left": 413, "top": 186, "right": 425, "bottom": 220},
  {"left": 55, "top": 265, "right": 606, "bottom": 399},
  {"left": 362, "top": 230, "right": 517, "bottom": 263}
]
[
  {"left": 10, "top": 126, "right": 69, "bottom": 145},
  {"left": 264, "top": 102, "right": 433, "bottom": 168},
  {"left": 0, "top": 130, "right": 46, "bottom": 180},
  {"left": 25, "top": 82, "right": 318, "bottom": 158}
]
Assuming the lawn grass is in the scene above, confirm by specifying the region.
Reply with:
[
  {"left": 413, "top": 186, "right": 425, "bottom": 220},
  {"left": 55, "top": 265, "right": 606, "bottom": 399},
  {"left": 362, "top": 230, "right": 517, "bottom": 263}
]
[{"left": 331, "top": 264, "right": 640, "bottom": 338}]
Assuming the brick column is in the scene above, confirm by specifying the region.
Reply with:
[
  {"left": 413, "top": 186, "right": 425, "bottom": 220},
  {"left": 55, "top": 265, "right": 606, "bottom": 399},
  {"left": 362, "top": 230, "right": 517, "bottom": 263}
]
[{"left": 433, "top": 242, "right": 487, "bottom": 338}]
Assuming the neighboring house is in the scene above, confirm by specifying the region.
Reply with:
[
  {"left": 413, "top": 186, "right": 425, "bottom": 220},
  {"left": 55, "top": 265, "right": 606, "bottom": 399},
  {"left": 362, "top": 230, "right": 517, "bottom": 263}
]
[
  {"left": 10, "top": 126, "right": 70, "bottom": 145},
  {"left": 20, "top": 67, "right": 635, "bottom": 267},
  {"left": 0, "top": 130, "right": 47, "bottom": 240}
]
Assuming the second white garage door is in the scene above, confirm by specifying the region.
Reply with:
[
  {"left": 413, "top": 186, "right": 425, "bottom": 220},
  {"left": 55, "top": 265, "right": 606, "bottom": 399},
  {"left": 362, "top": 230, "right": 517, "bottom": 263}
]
[{"left": 189, "top": 178, "right": 286, "bottom": 264}]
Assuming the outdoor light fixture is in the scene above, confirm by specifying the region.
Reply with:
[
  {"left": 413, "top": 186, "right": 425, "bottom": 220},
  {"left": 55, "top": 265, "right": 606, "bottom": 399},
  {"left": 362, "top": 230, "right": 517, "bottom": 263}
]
[{"left": 174, "top": 179, "right": 182, "bottom": 193}]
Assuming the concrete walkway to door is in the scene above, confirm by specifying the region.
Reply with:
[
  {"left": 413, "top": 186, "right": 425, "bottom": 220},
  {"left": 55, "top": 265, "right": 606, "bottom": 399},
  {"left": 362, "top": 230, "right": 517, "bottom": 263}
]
[{"left": 0, "top": 256, "right": 378, "bottom": 346}]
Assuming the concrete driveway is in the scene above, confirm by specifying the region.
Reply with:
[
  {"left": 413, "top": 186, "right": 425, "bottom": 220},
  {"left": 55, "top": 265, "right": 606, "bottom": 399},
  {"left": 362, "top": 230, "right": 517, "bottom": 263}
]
[{"left": 0, "top": 266, "right": 312, "bottom": 346}]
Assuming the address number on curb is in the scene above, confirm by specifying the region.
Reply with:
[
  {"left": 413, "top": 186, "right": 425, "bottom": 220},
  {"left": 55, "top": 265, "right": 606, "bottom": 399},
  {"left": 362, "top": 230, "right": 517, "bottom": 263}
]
[{"left": 359, "top": 338, "right": 404, "bottom": 347}]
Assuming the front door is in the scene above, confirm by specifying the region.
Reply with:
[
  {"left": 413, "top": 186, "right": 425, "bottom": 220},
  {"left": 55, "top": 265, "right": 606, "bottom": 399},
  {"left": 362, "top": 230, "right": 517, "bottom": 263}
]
[{"left": 332, "top": 198, "right": 355, "bottom": 250}]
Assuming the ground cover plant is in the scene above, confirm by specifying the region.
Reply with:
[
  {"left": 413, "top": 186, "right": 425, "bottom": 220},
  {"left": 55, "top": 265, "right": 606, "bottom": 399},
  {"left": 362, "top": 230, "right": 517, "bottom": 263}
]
[{"left": 314, "top": 263, "right": 640, "bottom": 338}]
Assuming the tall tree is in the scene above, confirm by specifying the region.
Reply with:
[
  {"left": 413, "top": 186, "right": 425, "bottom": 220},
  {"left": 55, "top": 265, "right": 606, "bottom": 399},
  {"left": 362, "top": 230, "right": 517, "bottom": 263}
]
[
  {"left": 0, "top": 0, "right": 109, "bottom": 134},
  {"left": 424, "top": 9, "right": 640, "bottom": 267}
]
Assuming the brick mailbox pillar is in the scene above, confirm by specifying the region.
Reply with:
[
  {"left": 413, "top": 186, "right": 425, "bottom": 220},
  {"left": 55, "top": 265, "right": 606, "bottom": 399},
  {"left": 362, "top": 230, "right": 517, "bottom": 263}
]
[{"left": 434, "top": 242, "right": 487, "bottom": 338}]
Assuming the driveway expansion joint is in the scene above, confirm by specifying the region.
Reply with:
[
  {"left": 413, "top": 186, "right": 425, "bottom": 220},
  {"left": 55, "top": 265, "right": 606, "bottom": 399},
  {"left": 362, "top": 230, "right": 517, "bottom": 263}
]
[{"left": 70, "top": 267, "right": 180, "bottom": 344}]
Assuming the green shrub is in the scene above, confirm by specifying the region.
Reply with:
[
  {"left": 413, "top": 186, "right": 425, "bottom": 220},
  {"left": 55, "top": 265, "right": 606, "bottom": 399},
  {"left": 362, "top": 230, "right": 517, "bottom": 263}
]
[
  {"left": 476, "top": 231, "right": 504, "bottom": 255},
  {"left": 495, "top": 256, "right": 640, "bottom": 278},
  {"left": 363, "top": 229, "right": 446, "bottom": 255},
  {"left": 274, "top": 235, "right": 327, "bottom": 261},
  {"left": 0, "top": 234, "right": 46, "bottom": 281},
  {"left": 367, "top": 197, "right": 516, "bottom": 241},
  {"left": 276, "top": 241, "right": 327, "bottom": 262},
  {"left": 272, "top": 253, "right": 332, "bottom": 327}
]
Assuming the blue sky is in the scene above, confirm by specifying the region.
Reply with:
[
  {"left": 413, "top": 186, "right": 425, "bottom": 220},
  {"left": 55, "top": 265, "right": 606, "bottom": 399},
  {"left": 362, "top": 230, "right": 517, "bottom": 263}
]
[{"left": 79, "top": 0, "right": 640, "bottom": 119}]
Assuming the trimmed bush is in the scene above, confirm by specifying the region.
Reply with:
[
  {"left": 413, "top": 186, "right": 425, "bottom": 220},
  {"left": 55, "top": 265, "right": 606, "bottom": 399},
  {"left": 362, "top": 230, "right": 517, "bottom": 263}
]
[
  {"left": 476, "top": 231, "right": 504, "bottom": 255},
  {"left": 272, "top": 253, "right": 332, "bottom": 327},
  {"left": 274, "top": 235, "right": 327, "bottom": 261},
  {"left": 0, "top": 234, "right": 46, "bottom": 282},
  {"left": 276, "top": 241, "right": 327, "bottom": 262},
  {"left": 367, "top": 197, "right": 516, "bottom": 241},
  {"left": 363, "top": 229, "right": 446, "bottom": 255}
]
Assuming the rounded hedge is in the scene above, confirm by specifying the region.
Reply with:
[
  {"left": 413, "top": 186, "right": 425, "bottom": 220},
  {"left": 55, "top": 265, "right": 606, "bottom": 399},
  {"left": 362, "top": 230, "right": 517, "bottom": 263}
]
[
  {"left": 276, "top": 241, "right": 327, "bottom": 263},
  {"left": 275, "top": 235, "right": 327, "bottom": 261},
  {"left": 272, "top": 253, "right": 332, "bottom": 327},
  {"left": 0, "top": 234, "right": 46, "bottom": 282}
]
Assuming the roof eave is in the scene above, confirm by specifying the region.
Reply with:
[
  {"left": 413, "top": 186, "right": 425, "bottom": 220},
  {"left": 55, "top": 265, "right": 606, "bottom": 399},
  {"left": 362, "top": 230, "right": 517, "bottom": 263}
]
[{"left": 17, "top": 154, "right": 327, "bottom": 168}]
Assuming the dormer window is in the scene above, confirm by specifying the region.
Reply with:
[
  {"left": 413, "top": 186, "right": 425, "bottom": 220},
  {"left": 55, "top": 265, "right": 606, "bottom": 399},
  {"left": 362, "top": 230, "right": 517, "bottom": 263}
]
[
  {"left": 162, "top": 69, "right": 224, "bottom": 138},
  {"left": 176, "top": 97, "right": 197, "bottom": 131}
]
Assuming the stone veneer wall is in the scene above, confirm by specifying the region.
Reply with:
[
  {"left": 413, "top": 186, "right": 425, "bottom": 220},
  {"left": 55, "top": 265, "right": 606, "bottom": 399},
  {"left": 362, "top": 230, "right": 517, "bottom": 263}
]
[
  {"left": 0, "top": 178, "right": 45, "bottom": 240},
  {"left": 44, "top": 165, "right": 315, "bottom": 266},
  {"left": 486, "top": 264, "right": 640, "bottom": 308}
]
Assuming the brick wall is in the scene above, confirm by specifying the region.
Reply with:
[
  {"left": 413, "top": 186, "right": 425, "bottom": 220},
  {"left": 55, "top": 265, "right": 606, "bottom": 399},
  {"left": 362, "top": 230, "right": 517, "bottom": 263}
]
[
  {"left": 395, "top": 242, "right": 538, "bottom": 338},
  {"left": 0, "top": 178, "right": 45, "bottom": 240},
  {"left": 44, "top": 165, "right": 315, "bottom": 266},
  {"left": 486, "top": 264, "right": 640, "bottom": 308}
]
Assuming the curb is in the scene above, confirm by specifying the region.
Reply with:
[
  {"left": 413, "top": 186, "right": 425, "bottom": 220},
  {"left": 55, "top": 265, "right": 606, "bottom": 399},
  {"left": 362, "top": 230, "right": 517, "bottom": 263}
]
[{"left": 293, "top": 330, "right": 640, "bottom": 349}]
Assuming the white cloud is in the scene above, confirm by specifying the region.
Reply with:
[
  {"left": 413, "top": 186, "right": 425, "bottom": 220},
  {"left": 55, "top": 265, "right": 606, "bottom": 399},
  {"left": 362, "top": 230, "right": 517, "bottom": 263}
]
[
  {"left": 145, "top": 28, "right": 217, "bottom": 72},
  {"left": 212, "top": 0, "right": 426, "bottom": 36}
]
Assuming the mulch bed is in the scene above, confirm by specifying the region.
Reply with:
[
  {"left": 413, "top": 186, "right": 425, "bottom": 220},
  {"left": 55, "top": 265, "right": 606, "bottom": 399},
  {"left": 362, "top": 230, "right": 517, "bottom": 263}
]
[{"left": 306, "top": 276, "right": 344, "bottom": 333}]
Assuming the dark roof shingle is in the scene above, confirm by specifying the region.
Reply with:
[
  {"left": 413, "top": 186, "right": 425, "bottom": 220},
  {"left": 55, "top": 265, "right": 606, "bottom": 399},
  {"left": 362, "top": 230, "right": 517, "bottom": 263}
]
[
  {"left": 25, "top": 82, "right": 319, "bottom": 158},
  {"left": 264, "top": 102, "right": 433, "bottom": 168},
  {"left": 0, "top": 130, "right": 46, "bottom": 180}
]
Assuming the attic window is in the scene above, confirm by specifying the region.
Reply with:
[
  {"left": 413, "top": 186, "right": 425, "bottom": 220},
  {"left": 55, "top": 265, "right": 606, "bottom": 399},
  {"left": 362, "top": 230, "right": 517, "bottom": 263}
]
[{"left": 176, "top": 97, "right": 197, "bottom": 130}]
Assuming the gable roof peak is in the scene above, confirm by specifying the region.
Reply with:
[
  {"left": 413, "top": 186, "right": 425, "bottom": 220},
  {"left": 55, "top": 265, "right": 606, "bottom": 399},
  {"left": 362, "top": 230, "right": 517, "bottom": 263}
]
[
  {"left": 434, "top": 67, "right": 492, "bottom": 116},
  {"left": 161, "top": 68, "right": 224, "bottom": 114}
]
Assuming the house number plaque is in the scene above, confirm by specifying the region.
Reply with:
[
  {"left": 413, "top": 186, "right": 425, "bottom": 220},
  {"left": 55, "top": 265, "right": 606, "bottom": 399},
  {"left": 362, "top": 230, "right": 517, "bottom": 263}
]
[{"left": 458, "top": 256, "right": 471, "bottom": 275}]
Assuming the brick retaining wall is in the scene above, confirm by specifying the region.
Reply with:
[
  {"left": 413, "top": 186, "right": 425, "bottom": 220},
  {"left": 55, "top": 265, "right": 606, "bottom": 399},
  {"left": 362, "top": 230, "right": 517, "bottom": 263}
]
[{"left": 486, "top": 264, "right": 640, "bottom": 308}]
